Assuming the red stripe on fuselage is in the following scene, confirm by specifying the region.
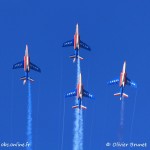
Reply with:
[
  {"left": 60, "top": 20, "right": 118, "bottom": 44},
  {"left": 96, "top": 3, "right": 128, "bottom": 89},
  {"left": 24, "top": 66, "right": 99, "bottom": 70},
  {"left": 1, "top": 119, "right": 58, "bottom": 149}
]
[
  {"left": 77, "top": 83, "right": 83, "bottom": 99},
  {"left": 77, "top": 84, "right": 80, "bottom": 98},
  {"left": 119, "top": 72, "right": 127, "bottom": 86},
  {"left": 74, "top": 34, "right": 76, "bottom": 49},
  {"left": 24, "top": 56, "right": 26, "bottom": 71},
  {"left": 24, "top": 56, "right": 30, "bottom": 72},
  {"left": 74, "top": 34, "right": 80, "bottom": 49}
]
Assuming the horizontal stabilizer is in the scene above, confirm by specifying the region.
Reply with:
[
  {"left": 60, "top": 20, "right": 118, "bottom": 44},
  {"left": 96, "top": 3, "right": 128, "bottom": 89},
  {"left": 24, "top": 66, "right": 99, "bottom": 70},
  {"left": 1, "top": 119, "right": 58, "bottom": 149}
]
[
  {"left": 70, "top": 55, "right": 84, "bottom": 60},
  {"left": 114, "top": 92, "right": 128, "bottom": 99},
  {"left": 78, "top": 56, "right": 84, "bottom": 60},
  {"left": 20, "top": 76, "right": 34, "bottom": 85},
  {"left": 122, "top": 93, "right": 128, "bottom": 98},
  {"left": 81, "top": 105, "right": 87, "bottom": 110},
  {"left": 72, "top": 105, "right": 79, "bottom": 109},
  {"left": 72, "top": 105, "right": 87, "bottom": 110},
  {"left": 114, "top": 93, "right": 121, "bottom": 96},
  {"left": 70, "top": 55, "right": 84, "bottom": 62}
]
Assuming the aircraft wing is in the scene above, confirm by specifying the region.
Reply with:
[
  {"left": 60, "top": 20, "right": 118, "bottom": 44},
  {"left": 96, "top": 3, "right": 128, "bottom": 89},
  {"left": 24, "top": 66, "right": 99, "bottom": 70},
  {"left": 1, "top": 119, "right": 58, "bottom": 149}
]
[
  {"left": 65, "top": 90, "right": 76, "bottom": 98},
  {"left": 126, "top": 78, "right": 137, "bottom": 88},
  {"left": 12, "top": 61, "right": 24, "bottom": 69},
  {"left": 30, "top": 62, "right": 41, "bottom": 72},
  {"left": 79, "top": 40, "right": 91, "bottom": 51},
  {"left": 107, "top": 78, "right": 119, "bottom": 85},
  {"left": 83, "top": 89, "right": 94, "bottom": 99},
  {"left": 62, "top": 40, "right": 74, "bottom": 47}
]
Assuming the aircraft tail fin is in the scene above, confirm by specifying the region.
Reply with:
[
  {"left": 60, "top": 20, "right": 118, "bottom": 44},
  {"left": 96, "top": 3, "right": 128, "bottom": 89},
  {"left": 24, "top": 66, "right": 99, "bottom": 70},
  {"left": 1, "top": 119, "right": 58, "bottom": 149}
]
[{"left": 20, "top": 76, "right": 34, "bottom": 85}]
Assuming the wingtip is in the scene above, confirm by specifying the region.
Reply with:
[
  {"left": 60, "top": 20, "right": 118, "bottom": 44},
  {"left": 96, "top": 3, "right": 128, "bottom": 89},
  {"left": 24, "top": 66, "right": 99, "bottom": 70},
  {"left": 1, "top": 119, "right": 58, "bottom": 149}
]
[
  {"left": 64, "top": 94, "right": 68, "bottom": 98},
  {"left": 132, "top": 82, "right": 137, "bottom": 88},
  {"left": 92, "top": 96, "right": 95, "bottom": 100},
  {"left": 107, "top": 81, "right": 110, "bottom": 85},
  {"left": 62, "top": 42, "right": 66, "bottom": 47}
]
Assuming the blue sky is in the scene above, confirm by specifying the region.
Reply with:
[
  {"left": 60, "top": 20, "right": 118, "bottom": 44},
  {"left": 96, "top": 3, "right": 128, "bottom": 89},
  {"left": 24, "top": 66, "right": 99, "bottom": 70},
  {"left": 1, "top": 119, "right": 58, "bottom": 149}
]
[{"left": 0, "top": 0, "right": 150, "bottom": 149}]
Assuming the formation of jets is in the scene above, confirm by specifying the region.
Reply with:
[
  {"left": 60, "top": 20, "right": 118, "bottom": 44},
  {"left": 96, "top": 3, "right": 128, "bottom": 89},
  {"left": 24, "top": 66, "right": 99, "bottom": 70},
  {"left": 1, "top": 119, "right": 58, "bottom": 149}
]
[
  {"left": 62, "top": 23, "right": 94, "bottom": 109},
  {"left": 12, "top": 23, "right": 137, "bottom": 109}
]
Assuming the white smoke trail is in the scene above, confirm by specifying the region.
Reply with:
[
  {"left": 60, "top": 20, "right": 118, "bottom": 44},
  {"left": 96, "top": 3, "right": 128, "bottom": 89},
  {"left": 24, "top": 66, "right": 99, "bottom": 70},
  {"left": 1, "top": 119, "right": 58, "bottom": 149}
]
[
  {"left": 120, "top": 99, "right": 124, "bottom": 127},
  {"left": 73, "top": 108, "right": 80, "bottom": 150},
  {"left": 79, "top": 110, "right": 83, "bottom": 149},
  {"left": 73, "top": 55, "right": 83, "bottom": 150},
  {"left": 118, "top": 98, "right": 124, "bottom": 142},
  {"left": 27, "top": 81, "right": 32, "bottom": 150},
  {"left": 129, "top": 89, "right": 138, "bottom": 141}
]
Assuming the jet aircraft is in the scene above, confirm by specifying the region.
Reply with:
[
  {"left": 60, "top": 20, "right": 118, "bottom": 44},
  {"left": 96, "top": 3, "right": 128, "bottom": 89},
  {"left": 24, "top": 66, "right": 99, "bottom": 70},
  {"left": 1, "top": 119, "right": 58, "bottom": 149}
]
[
  {"left": 107, "top": 61, "right": 137, "bottom": 100},
  {"left": 13, "top": 44, "right": 41, "bottom": 84}
]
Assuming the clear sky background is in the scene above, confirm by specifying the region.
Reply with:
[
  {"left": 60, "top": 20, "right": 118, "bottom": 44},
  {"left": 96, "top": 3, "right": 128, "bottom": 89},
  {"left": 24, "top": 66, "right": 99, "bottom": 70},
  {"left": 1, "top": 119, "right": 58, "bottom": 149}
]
[{"left": 0, "top": 0, "right": 150, "bottom": 150}]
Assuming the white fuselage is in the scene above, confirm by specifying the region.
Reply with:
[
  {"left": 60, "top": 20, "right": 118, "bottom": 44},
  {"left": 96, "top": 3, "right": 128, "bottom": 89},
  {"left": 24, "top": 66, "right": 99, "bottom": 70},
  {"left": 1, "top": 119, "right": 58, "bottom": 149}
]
[
  {"left": 24, "top": 45, "right": 30, "bottom": 72},
  {"left": 74, "top": 23, "right": 80, "bottom": 50},
  {"left": 77, "top": 73, "right": 83, "bottom": 99},
  {"left": 120, "top": 61, "right": 127, "bottom": 87}
]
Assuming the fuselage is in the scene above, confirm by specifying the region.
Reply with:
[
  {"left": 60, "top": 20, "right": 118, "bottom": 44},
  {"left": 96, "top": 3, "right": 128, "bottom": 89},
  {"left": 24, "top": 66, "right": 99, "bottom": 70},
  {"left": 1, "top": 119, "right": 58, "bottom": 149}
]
[
  {"left": 74, "top": 23, "right": 80, "bottom": 50},
  {"left": 76, "top": 73, "right": 83, "bottom": 99},
  {"left": 24, "top": 44, "right": 30, "bottom": 72},
  {"left": 119, "top": 61, "right": 127, "bottom": 87}
]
